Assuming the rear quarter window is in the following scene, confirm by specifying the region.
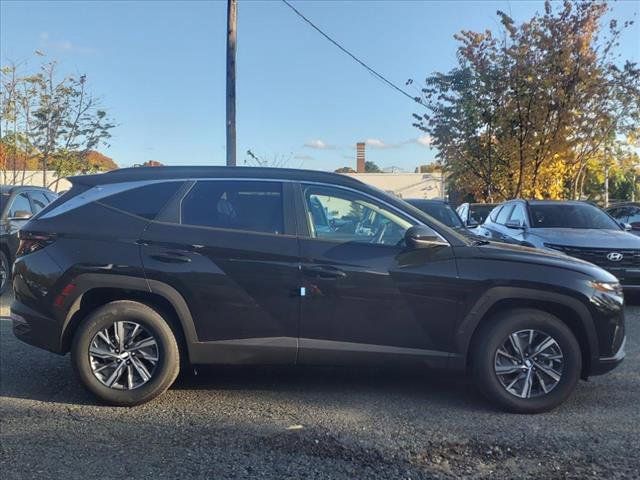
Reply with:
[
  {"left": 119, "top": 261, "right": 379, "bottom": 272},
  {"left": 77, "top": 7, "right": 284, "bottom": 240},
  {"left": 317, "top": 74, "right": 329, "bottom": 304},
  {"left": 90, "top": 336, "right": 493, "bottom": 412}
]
[{"left": 100, "top": 181, "right": 183, "bottom": 220}]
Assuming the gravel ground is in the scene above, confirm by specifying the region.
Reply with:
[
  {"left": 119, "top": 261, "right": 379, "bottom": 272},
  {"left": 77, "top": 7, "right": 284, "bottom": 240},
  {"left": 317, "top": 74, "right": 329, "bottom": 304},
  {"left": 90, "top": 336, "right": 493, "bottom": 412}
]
[{"left": 1, "top": 292, "right": 639, "bottom": 480}]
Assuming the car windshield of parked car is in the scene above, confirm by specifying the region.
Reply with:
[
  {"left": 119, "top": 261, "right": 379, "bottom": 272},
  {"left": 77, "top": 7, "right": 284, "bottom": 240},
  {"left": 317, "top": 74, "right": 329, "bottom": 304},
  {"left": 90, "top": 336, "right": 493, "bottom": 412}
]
[
  {"left": 529, "top": 204, "right": 620, "bottom": 230},
  {"left": 411, "top": 202, "right": 463, "bottom": 229},
  {"left": 469, "top": 205, "right": 494, "bottom": 224}
]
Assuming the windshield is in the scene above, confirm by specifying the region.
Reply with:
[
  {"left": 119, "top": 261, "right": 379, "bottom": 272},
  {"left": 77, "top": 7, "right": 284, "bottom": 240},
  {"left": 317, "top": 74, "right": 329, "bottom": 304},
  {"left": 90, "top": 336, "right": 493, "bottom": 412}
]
[
  {"left": 529, "top": 203, "right": 620, "bottom": 230},
  {"left": 409, "top": 201, "right": 463, "bottom": 229},
  {"left": 469, "top": 204, "right": 495, "bottom": 225}
]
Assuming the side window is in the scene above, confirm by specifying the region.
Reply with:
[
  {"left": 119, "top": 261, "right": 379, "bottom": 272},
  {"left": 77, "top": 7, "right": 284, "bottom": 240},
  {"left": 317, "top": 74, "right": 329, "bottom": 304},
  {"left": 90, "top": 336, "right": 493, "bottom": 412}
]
[
  {"left": 101, "top": 181, "right": 183, "bottom": 220},
  {"left": 610, "top": 207, "right": 627, "bottom": 221},
  {"left": 628, "top": 208, "right": 640, "bottom": 225},
  {"left": 181, "top": 181, "right": 284, "bottom": 234},
  {"left": 9, "top": 193, "right": 32, "bottom": 218},
  {"left": 509, "top": 204, "right": 527, "bottom": 226},
  {"left": 496, "top": 204, "right": 514, "bottom": 225},
  {"left": 303, "top": 185, "right": 412, "bottom": 245},
  {"left": 488, "top": 206, "right": 502, "bottom": 222},
  {"left": 29, "top": 191, "right": 50, "bottom": 214}
]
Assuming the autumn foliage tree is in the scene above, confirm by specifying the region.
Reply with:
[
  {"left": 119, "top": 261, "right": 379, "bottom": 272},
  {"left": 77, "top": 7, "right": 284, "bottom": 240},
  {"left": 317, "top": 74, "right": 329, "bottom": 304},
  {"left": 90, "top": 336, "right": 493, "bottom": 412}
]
[
  {"left": 1, "top": 56, "right": 116, "bottom": 190},
  {"left": 412, "top": 0, "right": 640, "bottom": 202}
]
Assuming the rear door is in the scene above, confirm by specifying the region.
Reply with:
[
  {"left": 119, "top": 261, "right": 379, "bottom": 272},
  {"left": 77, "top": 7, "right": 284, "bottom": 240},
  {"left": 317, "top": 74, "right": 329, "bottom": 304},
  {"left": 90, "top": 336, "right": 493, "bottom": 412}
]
[
  {"left": 140, "top": 179, "right": 301, "bottom": 364},
  {"left": 296, "top": 183, "right": 459, "bottom": 367}
]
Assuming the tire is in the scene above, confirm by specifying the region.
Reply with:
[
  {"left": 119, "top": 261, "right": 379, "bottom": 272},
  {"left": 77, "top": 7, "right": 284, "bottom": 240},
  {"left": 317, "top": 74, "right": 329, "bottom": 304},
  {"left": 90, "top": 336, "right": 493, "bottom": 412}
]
[
  {"left": 71, "top": 300, "right": 180, "bottom": 406},
  {"left": 0, "top": 250, "right": 10, "bottom": 296},
  {"left": 472, "top": 308, "right": 581, "bottom": 414}
]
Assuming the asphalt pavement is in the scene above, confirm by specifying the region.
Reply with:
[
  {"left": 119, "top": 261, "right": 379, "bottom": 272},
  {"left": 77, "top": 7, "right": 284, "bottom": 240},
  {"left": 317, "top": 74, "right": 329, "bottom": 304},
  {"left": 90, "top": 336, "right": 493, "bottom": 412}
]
[{"left": 1, "top": 292, "right": 639, "bottom": 479}]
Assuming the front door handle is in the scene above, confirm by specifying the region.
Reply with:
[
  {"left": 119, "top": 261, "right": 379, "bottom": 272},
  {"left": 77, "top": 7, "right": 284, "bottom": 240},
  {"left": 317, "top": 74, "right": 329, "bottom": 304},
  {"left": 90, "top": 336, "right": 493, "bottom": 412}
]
[
  {"left": 302, "top": 265, "right": 347, "bottom": 279},
  {"left": 149, "top": 251, "right": 192, "bottom": 263}
]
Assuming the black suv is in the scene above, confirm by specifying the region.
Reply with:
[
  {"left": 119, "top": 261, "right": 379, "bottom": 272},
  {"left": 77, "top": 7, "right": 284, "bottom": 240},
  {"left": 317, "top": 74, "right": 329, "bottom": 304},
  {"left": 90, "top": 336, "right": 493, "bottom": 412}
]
[
  {"left": 1, "top": 185, "right": 57, "bottom": 294},
  {"left": 11, "top": 168, "right": 625, "bottom": 412},
  {"left": 480, "top": 199, "right": 640, "bottom": 290}
]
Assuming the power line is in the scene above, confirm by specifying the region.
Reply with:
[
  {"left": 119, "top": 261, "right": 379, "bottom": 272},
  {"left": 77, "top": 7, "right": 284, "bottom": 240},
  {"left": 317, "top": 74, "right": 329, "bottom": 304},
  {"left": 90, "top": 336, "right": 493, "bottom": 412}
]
[{"left": 280, "top": 0, "right": 422, "bottom": 106}]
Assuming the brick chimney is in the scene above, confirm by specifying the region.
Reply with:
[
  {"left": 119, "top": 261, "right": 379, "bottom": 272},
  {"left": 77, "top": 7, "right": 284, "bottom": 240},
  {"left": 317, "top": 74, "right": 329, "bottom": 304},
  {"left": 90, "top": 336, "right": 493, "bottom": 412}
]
[{"left": 356, "top": 142, "right": 365, "bottom": 173}]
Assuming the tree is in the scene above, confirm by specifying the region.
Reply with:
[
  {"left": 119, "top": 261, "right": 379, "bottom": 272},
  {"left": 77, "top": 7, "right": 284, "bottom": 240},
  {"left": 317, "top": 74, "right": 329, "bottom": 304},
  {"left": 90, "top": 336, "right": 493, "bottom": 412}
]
[
  {"left": 415, "top": 163, "right": 443, "bottom": 173},
  {"left": 86, "top": 151, "right": 118, "bottom": 171},
  {"left": 1, "top": 56, "right": 116, "bottom": 189},
  {"left": 364, "top": 161, "right": 382, "bottom": 173},
  {"left": 141, "top": 160, "right": 164, "bottom": 167},
  {"left": 412, "top": 1, "right": 640, "bottom": 202},
  {"left": 334, "top": 167, "right": 356, "bottom": 173}
]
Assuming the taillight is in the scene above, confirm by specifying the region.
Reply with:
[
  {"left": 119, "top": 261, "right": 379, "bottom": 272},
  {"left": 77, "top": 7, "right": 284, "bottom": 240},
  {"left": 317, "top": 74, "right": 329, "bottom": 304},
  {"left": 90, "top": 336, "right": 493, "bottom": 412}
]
[{"left": 16, "top": 231, "right": 56, "bottom": 256}]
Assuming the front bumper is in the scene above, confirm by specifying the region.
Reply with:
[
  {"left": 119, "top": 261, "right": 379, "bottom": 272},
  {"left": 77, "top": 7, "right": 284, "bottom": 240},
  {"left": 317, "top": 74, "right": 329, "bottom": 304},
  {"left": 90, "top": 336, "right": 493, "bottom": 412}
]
[
  {"left": 590, "top": 336, "right": 626, "bottom": 376},
  {"left": 11, "top": 299, "right": 65, "bottom": 354},
  {"left": 607, "top": 267, "right": 640, "bottom": 290}
]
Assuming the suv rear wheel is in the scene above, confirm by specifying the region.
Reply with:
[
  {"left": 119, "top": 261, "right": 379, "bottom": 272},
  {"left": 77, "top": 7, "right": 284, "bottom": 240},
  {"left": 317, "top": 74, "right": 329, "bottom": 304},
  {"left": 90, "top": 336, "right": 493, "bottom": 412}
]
[
  {"left": 71, "top": 300, "right": 180, "bottom": 406},
  {"left": 472, "top": 308, "right": 581, "bottom": 413}
]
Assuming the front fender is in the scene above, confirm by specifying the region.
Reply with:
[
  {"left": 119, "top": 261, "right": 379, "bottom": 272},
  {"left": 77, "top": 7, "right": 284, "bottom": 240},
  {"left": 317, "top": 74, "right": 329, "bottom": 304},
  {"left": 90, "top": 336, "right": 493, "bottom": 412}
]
[{"left": 450, "top": 286, "right": 598, "bottom": 373}]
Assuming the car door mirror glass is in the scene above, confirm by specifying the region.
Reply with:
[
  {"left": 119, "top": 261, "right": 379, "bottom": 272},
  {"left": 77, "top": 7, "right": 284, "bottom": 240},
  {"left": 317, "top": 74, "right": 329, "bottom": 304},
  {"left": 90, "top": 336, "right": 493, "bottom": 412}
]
[
  {"left": 405, "top": 225, "right": 448, "bottom": 248},
  {"left": 10, "top": 210, "right": 32, "bottom": 220}
]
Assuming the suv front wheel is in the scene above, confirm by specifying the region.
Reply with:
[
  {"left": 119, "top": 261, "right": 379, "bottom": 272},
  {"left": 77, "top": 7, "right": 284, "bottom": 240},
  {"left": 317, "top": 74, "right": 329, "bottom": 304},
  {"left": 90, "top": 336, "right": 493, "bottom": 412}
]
[
  {"left": 71, "top": 300, "right": 180, "bottom": 406},
  {"left": 472, "top": 308, "right": 582, "bottom": 413}
]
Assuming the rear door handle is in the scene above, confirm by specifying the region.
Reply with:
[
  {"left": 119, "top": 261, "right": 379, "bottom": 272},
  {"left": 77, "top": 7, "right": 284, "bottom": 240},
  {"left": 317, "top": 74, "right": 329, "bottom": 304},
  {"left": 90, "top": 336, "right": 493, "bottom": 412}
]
[
  {"left": 302, "top": 265, "right": 347, "bottom": 279},
  {"left": 149, "top": 251, "right": 192, "bottom": 263}
]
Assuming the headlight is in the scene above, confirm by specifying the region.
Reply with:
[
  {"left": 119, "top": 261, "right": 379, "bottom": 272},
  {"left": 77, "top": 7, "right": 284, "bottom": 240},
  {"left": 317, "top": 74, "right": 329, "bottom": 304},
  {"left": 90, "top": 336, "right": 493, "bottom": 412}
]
[{"left": 590, "top": 280, "right": 623, "bottom": 296}]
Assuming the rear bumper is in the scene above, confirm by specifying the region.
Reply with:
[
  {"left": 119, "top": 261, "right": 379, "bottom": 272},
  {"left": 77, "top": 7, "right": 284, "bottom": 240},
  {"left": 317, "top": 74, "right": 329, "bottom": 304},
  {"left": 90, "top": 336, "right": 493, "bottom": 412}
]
[
  {"left": 590, "top": 336, "right": 626, "bottom": 376},
  {"left": 11, "top": 299, "right": 64, "bottom": 354}
]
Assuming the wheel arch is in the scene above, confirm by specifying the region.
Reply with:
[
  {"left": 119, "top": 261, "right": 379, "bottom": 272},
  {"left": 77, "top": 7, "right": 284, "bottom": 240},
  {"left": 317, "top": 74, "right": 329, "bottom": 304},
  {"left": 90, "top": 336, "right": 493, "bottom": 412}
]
[
  {"left": 456, "top": 287, "right": 598, "bottom": 378},
  {"left": 61, "top": 274, "right": 198, "bottom": 363}
]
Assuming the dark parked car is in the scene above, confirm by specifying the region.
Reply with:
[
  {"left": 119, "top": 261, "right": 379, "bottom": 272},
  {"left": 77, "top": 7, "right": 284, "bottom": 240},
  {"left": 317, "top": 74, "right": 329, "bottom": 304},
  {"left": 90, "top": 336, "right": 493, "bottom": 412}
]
[
  {"left": 405, "top": 199, "right": 466, "bottom": 230},
  {"left": 0, "top": 185, "right": 57, "bottom": 295},
  {"left": 456, "top": 202, "right": 498, "bottom": 227},
  {"left": 12, "top": 167, "right": 625, "bottom": 412},
  {"left": 607, "top": 202, "right": 640, "bottom": 237},
  {"left": 480, "top": 199, "right": 640, "bottom": 290}
]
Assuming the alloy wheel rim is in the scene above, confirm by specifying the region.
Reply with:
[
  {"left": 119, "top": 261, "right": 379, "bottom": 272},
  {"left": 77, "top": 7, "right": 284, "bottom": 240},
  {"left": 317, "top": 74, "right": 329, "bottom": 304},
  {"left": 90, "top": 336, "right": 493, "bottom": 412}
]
[
  {"left": 494, "top": 329, "right": 564, "bottom": 399},
  {"left": 89, "top": 321, "right": 159, "bottom": 390}
]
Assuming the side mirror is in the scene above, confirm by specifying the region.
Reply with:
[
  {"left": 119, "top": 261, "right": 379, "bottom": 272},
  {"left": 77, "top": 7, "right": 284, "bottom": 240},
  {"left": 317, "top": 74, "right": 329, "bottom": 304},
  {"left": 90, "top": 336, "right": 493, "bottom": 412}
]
[
  {"left": 466, "top": 219, "right": 479, "bottom": 227},
  {"left": 621, "top": 222, "right": 632, "bottom": 231},
  {"left": 10, "top": 210, "right": 32, "bottom": 221},
  {"left": 505, "top": 219, "right": 525, "bottom": 229},
  {"left": 405, "top": 225, "right": 449, "bottom": 248}
]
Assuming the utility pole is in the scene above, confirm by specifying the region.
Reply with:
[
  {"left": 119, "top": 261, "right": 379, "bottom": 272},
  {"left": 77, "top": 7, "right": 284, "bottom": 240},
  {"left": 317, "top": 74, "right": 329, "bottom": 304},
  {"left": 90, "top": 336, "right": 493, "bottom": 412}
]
[{"left": 226, "top": 0, "right": 237, "bottom": 166}]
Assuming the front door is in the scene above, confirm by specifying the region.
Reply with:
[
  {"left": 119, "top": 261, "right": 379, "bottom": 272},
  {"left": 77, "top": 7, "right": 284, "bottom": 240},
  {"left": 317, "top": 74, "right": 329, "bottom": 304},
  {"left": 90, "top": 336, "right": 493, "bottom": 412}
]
[
  {"left": 141, "top": 179, "right": 301, "bottom": 364},
  {"left": 296, "top": 183, "right": 459, "bottom": 367}
]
